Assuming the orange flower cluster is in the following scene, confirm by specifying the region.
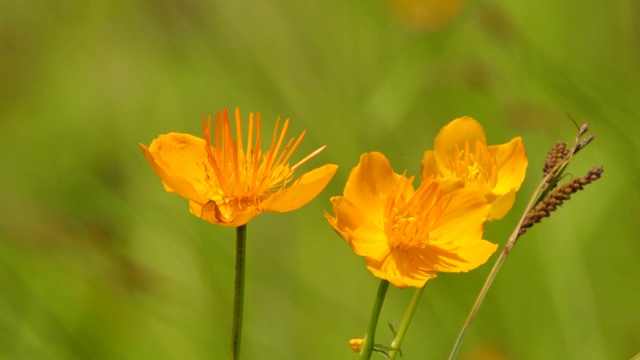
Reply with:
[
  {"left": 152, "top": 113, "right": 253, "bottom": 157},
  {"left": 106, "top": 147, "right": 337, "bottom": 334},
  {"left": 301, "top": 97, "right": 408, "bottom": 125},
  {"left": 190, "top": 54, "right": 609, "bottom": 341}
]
[
  {"left": 141, "top": 111, "right": 528, "bottom": 289},
  {"left": 326, "top": 117, "right": 528, "bottom": 288}
]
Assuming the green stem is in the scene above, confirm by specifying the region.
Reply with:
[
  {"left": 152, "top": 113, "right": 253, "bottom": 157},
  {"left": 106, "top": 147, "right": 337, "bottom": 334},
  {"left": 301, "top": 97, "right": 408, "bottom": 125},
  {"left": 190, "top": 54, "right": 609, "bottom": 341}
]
[
  {"left": 360, "top": 280, "right": 390, "bottom": 360},
  {"left": 231, "top": 225, "right": 247, "bottom": 360},
  {"left": 388, "top": 284, "right": 426, "bottom": 360},
  {"left": 448, "top": 157, "right": 565, "bottom": 360},
  {"left": 448, "top": 125, "right": 591, "bottom": 359},
  {"left": 447, "top": 246, "right": 509, "bottom": 360}
]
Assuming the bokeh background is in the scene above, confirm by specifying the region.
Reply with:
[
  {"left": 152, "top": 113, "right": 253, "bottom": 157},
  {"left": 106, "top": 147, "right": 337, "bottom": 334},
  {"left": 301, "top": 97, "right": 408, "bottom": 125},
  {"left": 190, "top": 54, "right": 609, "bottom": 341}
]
[{"left": 1, "top": 0, "right": 639, "bottom": 359}]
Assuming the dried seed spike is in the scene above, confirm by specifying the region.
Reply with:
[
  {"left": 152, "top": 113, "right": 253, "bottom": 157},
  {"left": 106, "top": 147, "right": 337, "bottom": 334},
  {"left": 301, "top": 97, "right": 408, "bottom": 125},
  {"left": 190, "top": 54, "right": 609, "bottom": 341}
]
[
  {"left": 575, "top": 134, "right": 595, "bottom": 153},
  {"left": 566, "top": 114, "right": 591, "bottom": 150},
  {"left": 567, "top": 114, "right": 588, "bottom": 135},
  {"left": 579, "top": 122, "right": 590, "bottom": 137},
  {"left": 586, "top": 165, "right": 604, "bottom": 180},
  {"left": 543, "top": 141, "right": 570, "bottom": 177},
  {"left": 519, "top": 165, "right": 604, "bottom": 236}
]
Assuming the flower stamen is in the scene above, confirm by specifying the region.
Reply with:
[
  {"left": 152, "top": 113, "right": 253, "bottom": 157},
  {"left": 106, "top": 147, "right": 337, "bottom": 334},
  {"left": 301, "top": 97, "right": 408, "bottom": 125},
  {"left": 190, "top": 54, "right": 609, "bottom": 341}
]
[{"left": 292, "top": 144, "right": 326, "bottom": 171}]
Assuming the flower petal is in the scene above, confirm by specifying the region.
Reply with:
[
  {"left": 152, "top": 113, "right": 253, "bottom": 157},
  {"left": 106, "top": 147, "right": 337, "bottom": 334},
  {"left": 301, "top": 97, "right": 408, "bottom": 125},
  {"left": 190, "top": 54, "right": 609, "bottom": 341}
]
[
  {"left": 421, "top": 238, "right": 497, "bottom": 273},
  {"left": 420, "top": 150, "right": 438, "bottom": 181},
  {"left": 435, "top": 183, "right": 489, "bottom": 237},
  {"left": 189, "top": 200, "right": 258, "bottom": 227},
  {"left": 490, "top": 136, "right": 528, "bottom": 195},
  {"left": 425, "top": 184, "right": 496, "bottom": 271},
  {"left": 140, "top": 133, "right": 213, "bottom": 204},
  {"left": 342, "top": 152, "right": 407, "bottom": 223},
  {"left": 365, "top": 251, "right": 437, "bottom": 288},
  {"left": 487, "top": 190, "right": 516, "bottom": 221},
  {"left": 434, "top": 116, "right": 487, "bottom": 157},
  {"left": 325, "top": 197, "right": 389, "bottom": 261},
  {"left": 260, "top": 164, "right": 338, "bottom": 213}
]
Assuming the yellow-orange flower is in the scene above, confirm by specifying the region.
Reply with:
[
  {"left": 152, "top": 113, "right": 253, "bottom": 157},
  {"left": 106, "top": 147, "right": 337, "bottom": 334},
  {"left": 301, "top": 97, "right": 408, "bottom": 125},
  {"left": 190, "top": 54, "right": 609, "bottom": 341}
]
[
  {"left": 421, "top": 116, "right": 527, "bottom": 220},
  {"left": 390, "top": 0, "right": 463, "bottom": 31},
  {"left": 348, "top": 338, "right": 365, "bottom": 353},
  {"left": 141, "top": 108, "right": 338, "bottom": 227},
  {"left": 325, "top": 152, "right": 497, "bottom": 288}
]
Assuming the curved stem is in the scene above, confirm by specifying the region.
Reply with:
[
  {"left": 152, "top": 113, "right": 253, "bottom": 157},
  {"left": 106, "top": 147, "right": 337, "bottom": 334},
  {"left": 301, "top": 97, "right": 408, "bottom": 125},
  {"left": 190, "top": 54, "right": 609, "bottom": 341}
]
[
  {"left": 448, "top": 125, "right": 592, "bottom": 359},
  {"left": 447, "top": 246, "right": 509, "bottom": 360},
  {"left": 231, "top": 225, "right": 247, "bottom": 360},
  {"left": 360, "top": 280, "right": 390, "bottom": 360},
  {"left": 448, "top": 160, "right": 564, "bottom": 360},
  {"left": 388, "top": 284, "right": 426, "bottom": 360}
]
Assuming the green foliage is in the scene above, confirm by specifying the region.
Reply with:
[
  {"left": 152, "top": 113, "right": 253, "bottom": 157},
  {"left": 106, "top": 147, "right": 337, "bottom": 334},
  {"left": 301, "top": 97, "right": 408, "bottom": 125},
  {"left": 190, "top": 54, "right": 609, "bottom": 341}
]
[{"left": 1, "top": 0, "right": 638, "bottom": 358}]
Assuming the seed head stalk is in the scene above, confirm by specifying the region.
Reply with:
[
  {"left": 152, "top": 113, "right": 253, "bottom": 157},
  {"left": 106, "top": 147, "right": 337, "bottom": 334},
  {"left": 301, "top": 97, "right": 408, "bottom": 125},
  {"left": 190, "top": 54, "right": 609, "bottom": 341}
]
[
  {"left": 448, "top": 121, "right": 598, "bottom": 359},
  {"left": 447, "top": 171, "right": 550, "bottom": 360}
]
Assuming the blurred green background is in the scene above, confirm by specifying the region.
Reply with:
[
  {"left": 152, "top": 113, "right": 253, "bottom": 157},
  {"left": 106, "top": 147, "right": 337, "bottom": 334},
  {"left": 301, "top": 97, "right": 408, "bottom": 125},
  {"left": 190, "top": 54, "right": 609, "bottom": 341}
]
[{"left": 1, "top": 0, "right": 638, "bottom": 359}]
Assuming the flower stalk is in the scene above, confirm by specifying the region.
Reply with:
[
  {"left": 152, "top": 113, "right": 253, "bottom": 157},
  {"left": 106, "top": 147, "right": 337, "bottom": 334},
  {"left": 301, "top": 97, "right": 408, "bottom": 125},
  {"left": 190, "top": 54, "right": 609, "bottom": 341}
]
[
  {"left": 388, "top": 285, "right": 426, "bottom": 360},
  {"left": 141, "top": 108, "right": 337, "bottom": 359},
  {"left": 231, "top": 224, "right": 247, "bottom": 360},
  {"left": 447, "top": 163, "right": 555, "bottom": 359},
  {"left": 448, "top": 121, "right": 602, "bottom": 360},
  {"left": 360, "top": 280, "right": 390, "bottom": 360}
]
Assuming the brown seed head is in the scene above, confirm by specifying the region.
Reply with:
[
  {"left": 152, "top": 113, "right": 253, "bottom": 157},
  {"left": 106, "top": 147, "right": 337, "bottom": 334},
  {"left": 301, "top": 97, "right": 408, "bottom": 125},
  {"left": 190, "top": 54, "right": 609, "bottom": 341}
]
[
  {"left": 578, "top": 122, "right": 590, "bottom": 137},
  {"left": 543, "top": 141, "right": 570, "bottom": 177},
  {"left": 575, "top": 134, "right": 595, "bottom": 154},
  {"left": 519, "top": 166, "right": 604, "bottom": 236}
]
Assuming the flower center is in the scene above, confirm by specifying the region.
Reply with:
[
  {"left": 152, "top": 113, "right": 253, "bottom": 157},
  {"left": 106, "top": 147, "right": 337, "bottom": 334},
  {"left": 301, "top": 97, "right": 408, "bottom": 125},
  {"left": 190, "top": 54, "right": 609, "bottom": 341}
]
[
  {"left": 201, "top": 108, "right": 324, "bottom": 205},
  {"left": 384, "top": 177, "right": 450, "bottom": 250},
  {"left": 448, "top": 140, "right": 497, "bottom": 192}
]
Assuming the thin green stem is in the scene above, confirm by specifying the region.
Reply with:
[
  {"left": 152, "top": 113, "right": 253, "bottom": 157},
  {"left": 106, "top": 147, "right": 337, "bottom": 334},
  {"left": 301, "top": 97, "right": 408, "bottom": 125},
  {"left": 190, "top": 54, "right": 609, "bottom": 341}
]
[
  {"left": 448, "top": 157, "right": 568, "bottom": 360},
  {"left": 231, "top": 225, "right": 247, "bottom": 360},
  {"left": 447, "top": 246, "right": 509, "bottom": 360},
  {"left": 448, "top": 123, "right": 592, "bottom": 359},
  {"left": 388, "top": 284, "right": 426, "bottom": 360},
  {"left": 360, "top": 280, "right": 390, "bottom": 360}
]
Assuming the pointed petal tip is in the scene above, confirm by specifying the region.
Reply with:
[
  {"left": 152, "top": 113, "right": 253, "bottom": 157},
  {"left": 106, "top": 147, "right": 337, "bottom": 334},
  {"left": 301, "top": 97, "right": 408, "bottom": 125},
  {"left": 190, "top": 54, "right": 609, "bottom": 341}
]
[{"left": 260, "top": 164, "right": 339, "bottom": 213}]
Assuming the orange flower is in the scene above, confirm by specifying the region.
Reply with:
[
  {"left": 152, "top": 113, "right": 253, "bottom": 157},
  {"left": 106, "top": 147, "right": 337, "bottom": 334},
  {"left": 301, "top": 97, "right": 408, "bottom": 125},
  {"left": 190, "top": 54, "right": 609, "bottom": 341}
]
[
  {"left": 421, "top": 116, "right": 527, "bottom": 220},
  {"left": 141, "top": 108, "right": 338, "bottom": 227},
  {"left": 389, "top": 0, "right": 463, "bottom": 31},
  {"left": 325, "top": 152, "right": 496, "bottom": 288},
  {"left": 348, "top": 338, "right": 365, "bottom": 353}
]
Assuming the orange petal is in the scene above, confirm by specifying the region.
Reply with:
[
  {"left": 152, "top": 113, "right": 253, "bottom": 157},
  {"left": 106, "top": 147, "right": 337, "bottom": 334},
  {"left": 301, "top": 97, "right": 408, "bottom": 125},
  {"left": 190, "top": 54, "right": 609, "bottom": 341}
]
[
  {"left": 140, "top": 133, "right": 213, "bottom": 204},
  {"left": 260, "top": 164, "right": 338, "bottom": 213},
  {"left": 365, "top": 252, "right": 437, "bottom": 288},
  {"left": 342, "top": 152, "right": 407, "bottom": 224},
  {"left": 189, "top": 200, "right": 258, "bottom": 227},
  {"left": 490, "top": 136, "right": 528, "bottom": 196},
  {"left": 423, "top": 184, "right": 496, "bottom": 272},
  {"left": 325, "top": 197, "right": 389, "bottom": 261},
  {"left": 434, "top": 116, "right": 487, "bottom": 157},
  {"left": 420, "top": 150, "right": 438, "bottom": 181},
  {"left": 432, "top": 183, "right": 490, "bottom": 242},
  {"left": 487, "top": 190, "right": 516, "bottom": 221},
  {"left": 422, "top": 238, "right": 497, "bottom": 273},
  {"left": 485, "top": 136, "right": 527, "bottom": 220}
]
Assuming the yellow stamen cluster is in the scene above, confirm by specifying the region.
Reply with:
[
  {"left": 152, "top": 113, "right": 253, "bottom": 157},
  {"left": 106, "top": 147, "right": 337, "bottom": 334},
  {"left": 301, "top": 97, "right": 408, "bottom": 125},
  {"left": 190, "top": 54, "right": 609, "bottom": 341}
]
[
  {"left": 202, "top": 108, "right": 324, "bottom": 206},
  {"left": 384, "top": 178, "right": 449, "bottom": 250},
  {"left": 448, "top": 141, "right": 497, "bottom": 192}
]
